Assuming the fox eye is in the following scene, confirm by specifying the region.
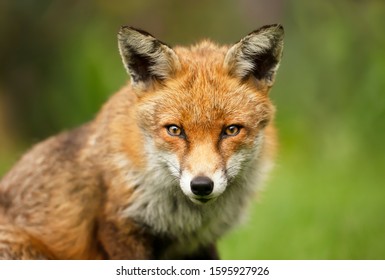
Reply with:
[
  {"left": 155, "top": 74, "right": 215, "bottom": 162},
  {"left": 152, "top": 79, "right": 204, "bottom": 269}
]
[
  {"left": 223, "top": 125, "right": 241, "bottom": 137},
  {"left": 166, "top": 125, "right": 183, "bottom": 137}
]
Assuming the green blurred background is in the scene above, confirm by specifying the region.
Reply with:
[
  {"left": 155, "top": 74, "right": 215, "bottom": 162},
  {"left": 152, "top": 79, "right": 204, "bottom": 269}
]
[{"left": 0, "top": 0, "right": 384, "bottom": 259}]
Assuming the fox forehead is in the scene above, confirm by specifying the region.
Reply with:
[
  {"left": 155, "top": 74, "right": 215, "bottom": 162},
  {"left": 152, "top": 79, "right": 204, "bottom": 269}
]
[
  {"left": 174, "top": 40, "right": 228, "bottom": 67},
  {"left": 137, "top": 41, "right": 274, "bottom": 130}
]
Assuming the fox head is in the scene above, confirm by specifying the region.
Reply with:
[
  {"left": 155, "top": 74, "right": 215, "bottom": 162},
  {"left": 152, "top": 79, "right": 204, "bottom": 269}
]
[{"left": 118, "top": 25, "right": 284, "bottom": 205}]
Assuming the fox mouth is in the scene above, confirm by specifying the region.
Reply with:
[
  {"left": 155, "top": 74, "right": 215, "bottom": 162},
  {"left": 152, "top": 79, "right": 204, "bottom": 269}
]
[{"left": 190, "top": 196, "right": 217, "bottom": 205}]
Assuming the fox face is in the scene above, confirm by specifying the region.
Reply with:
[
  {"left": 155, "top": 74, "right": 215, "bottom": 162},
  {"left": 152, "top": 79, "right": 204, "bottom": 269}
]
[
  {"left": 118, "top": 25, "right": 283, "bottom": 205},
  {"left": 136, "top": 69, "right": 275, "bottom": 205}
]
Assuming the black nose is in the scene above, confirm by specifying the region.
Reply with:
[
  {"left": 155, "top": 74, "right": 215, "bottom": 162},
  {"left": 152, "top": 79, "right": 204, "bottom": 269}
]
[{"left": 190, "top": 176, "right": 214, "bottom": 196}]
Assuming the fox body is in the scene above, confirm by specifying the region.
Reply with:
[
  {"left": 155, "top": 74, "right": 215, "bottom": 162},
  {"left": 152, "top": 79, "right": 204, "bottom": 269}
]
[{"left": 0, "top": 25, "right": 284, "bottom": 259}]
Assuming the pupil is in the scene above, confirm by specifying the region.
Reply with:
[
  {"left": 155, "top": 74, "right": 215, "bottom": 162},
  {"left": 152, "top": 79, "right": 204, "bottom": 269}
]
[
  {"left": 225, "top": 125, "right": 239, "bottom": 136},
  {"left": 169, "top": 125, "right": 180, "bottom": 135}
]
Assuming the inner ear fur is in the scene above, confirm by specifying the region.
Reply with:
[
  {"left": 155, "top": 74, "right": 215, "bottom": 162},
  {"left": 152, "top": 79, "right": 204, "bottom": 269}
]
[
  {"left": 118, "top": 26, "right": 180, "bottom": 88},
  {"left": 224, "top": 24, "right": 284, "bottom": 87}
]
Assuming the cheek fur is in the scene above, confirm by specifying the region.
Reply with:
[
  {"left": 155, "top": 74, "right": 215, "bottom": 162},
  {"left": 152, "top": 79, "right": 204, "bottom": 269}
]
[
  {"left": 147, "top": 128, "right": 187, "bottom": 175},
  {"left": 224, "top": 131, "right": 265, "bottom": 179},
  {"left": 220, "top": 130, "right": 253, "bottom": 161},
  {"left": 153, "top": 128, "right": 185, "bottom": 152}
]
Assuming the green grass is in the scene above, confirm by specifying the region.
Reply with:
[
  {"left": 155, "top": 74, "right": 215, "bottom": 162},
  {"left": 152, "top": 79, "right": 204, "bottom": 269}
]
[
  {"left": 1, "top": 0, "right": 384, "bottom": 261},
  {"left": 219, "top": 129, "right": 385, "bottom": 259}
]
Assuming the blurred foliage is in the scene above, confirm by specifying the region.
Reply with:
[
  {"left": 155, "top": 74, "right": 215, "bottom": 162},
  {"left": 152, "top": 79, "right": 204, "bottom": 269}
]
[{"left": 0, "top": 0, "right": 384, "bottom": 259}]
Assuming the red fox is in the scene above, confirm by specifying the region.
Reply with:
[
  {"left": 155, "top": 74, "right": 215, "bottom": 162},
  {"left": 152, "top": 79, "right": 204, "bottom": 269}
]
[{"left": 0, "top": 24, "right": 284, "bottom": 259}]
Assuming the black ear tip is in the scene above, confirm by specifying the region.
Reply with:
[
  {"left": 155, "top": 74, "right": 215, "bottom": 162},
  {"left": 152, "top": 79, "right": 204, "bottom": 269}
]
[
  {"left": 274, "top": 24, "right": 284, "bottom": 35},
  {"left": 120, "top": 25, "right": 130, "bottom": 30},
  {"left": 250, "top": 24, "right": 284, "bottom": 37},
  {"left": 262, "top": 23, "right": 284, "bottom": 30},
  {"left": 118, "top": 25, "right": 133, "bottom": 38},
  {"left": 275, "top": 24, "right": 284, "bottom": 30},
  {"left": 118, "top": 25, "right": 155, "bottom": 38},
  {"left": 273, "top": 24, "right": 284, "bottom": 39}
]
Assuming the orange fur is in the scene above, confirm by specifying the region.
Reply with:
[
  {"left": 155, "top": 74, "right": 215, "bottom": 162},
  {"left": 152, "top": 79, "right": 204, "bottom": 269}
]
[{"left": 0, "top": 25, "right": 283, "bottom": 259}]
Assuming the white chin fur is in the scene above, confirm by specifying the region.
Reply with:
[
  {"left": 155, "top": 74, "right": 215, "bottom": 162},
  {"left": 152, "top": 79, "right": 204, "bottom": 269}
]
[{"left": 189, "top": 197, "right": 218, "bottom": 205}]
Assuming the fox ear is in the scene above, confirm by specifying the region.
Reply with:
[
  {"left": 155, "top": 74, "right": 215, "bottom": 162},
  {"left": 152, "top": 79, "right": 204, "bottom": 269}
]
[
  {"left": 224, "top": 24, "right": 284, "bottom": 87},
  {"left": 118, "top": 26, "right": 180, "bottom": 88}
]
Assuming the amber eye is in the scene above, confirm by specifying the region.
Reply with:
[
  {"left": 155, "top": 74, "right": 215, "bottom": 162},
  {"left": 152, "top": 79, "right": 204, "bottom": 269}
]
[
  {"left": 166, "top": 125, "right": 183, "bottom": 137},
  {"left": 223, "top": 125, "right": 241, "bottom": 137}
]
